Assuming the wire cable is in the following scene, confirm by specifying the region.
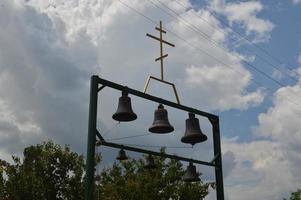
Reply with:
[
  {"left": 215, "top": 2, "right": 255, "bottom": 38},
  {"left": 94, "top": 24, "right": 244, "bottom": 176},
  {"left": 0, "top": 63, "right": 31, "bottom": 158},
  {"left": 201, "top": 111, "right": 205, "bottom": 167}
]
[
  {"left": 157, "top": 0, "right": 299, "bottom": 83},
  {"left": 106, "top": 133, "right": 151, "bottom": 141},
  {"left": 147, "top": 0, "right": 295, "bottom": 87},
  {"left": 173, "top": 0, "right": 297, "bottom": 74},
  {"left": 117, "top": 0, "right": 301, "bottom": 108},
  {"left": 102, "top": 122, "right": 120, "bottom": 137}
]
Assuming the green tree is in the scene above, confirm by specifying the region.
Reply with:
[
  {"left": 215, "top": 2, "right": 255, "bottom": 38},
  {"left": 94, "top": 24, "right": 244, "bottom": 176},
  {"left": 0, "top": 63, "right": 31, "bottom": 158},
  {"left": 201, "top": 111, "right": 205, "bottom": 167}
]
[
  {"left": 284, "top": 189, "right": 301, "bottom": 200},
  {"left": 0, "top": 159, "right": 8, "bottom": 198},
  {"left": 4, "top": 141, "right": 85, "bottom": 200},
  {"left": 96, "top": 151, "right": 214, "bottom": 200},
  {"left": 0, "top": 142, "right": 213, "bottom": 200}
]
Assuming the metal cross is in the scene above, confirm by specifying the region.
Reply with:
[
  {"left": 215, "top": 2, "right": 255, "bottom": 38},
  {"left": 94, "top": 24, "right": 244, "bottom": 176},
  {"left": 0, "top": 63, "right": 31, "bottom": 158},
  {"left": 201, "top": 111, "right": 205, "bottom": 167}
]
[{"left": 146, "top": 21, "right": 175, "bottom": 81}]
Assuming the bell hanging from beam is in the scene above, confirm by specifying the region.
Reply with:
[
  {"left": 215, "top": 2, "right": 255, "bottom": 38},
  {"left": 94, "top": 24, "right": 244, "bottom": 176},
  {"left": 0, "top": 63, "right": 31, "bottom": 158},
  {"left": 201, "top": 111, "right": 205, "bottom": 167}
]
[
  {"left": 144, "top": 154, "right": 156, "bottom": 169},
  {"left": 183, "top": 162, "right": 200, "bottom": 182},
  {"left": 116, "top": 149, "right": 128, "bottom": 161},
  {"left": 112, "top": 91, "right": 137, "bottom": 122},
  {"left": 149, "top": 104, "right": 174, "bottom": 133},
  {"left": 181, "top": 113, "right": 207, "bottom": 145}
]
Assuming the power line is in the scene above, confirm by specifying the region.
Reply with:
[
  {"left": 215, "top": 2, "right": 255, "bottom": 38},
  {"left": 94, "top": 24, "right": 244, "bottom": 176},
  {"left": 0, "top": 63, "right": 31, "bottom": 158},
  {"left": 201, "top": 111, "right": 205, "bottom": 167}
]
[
  {"left": 147, "top": 0, "right": 294, "bottom": 87},
  {"left": 173, "top": 0, "right": 297, "bottom": 75},
  {"left": 146, "top": 0, "right": 301, "bottom": 107},
  {"left": 205, "top": 1, "right": 294, "bottom": 70},
  {"left": 117, "top": 0, "right": 301, "bottom": 108}
]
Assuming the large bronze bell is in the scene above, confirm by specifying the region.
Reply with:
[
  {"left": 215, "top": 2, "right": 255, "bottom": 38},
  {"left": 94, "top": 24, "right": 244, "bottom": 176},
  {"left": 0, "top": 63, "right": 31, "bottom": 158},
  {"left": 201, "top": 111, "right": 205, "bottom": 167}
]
[
  {"left": 183, "top": 162, "right": 200, "bottom": 182},
  {"left": 144, "top": 154, "right": 156, "bottom": 169},
  {"left": 181, "top": 113, "right": 207, "bottom": 145},
  {"left": 116, "top": 149, "right": 128, "bottom": 161},
  {"left": 149, "top": 104, "right": 174, "bottom": 133},
  {"left": 112, "top": 91, "right": 137, "bottom": 122}
]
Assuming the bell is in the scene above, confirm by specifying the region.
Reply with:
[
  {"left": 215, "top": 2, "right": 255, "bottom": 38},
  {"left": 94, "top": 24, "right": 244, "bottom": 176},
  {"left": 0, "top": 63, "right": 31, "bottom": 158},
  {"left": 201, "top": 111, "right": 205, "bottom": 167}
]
[
  {"left": 116, "top": 149, "right": 128, "bottom": 161},
  {"left": 144, "top": 154, "right": 156, "bottom": 169},
  {"left": 181, "top": 113, "right": 207, "bottom": 145},
  {"left": 183, "top": 162, "right": 200, "bottom": 182},
  {"left": 112, "top": 91, "right": 137, "bottom": 122},
  {"left": 149, "top": 104, "right": 174, "bottom": 133}
]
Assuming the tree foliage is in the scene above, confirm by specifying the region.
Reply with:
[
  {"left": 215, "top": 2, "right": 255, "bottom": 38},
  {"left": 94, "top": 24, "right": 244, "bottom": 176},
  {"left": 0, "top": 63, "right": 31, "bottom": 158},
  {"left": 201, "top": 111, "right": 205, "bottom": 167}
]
[
  {"left": 284, "top": 189, "right": 301, "bottom": 200},
  {"left": 1, "top": 141, "right": 84, "bottom": 200},
  {"left": 96, "top": 151, "right": 214, "bottom": 200},
  {"left": 0, "top": 142, "right": 213, "bottom": 200}
]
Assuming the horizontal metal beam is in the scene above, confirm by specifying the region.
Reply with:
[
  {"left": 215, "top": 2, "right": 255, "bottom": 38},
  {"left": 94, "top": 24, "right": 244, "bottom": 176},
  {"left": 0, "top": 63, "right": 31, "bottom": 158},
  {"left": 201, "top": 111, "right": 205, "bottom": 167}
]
[
  {"left": 155, "top": 54, "right": 168, "bottom": 61},
  {"left": 155, "top": 27, "right": 166, "bottom": 33},
  {"left": 146, "top": 33, "right": 175, "bottom": 47},
  {"left": 96, "top": 137, "right": 216, "bottom": 168},
  {"left": 96, "top": 76, "right": 218, "bottom": 120}
]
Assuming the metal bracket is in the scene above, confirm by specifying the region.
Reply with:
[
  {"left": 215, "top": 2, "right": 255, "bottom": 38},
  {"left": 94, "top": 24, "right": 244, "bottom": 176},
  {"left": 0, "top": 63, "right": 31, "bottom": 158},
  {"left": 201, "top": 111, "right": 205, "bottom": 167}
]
[
  {"left": 208, "top": 116, "right": 219, "bottom": 126},
  {"left": 211, "top": 153, "right": 221, "bottom": 164},
  {"left": 143, "top": 75, "right": 181, "bottom": 104},
  {"left": 97, "top": 85, "right": 106, "bottom": 92},
  {"left": 96, "top": 129, "right": 105, "bottom": 142}
]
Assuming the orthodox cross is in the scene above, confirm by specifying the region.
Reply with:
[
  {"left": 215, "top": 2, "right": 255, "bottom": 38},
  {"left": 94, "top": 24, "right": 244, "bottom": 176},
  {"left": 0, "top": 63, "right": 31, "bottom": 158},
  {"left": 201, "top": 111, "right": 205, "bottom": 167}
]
[
  {"left": 144, "top": 21, "right": 180, "bottom": 104},
  {"left": 146, "top": 21, "right": 175, "bottom": 81}
]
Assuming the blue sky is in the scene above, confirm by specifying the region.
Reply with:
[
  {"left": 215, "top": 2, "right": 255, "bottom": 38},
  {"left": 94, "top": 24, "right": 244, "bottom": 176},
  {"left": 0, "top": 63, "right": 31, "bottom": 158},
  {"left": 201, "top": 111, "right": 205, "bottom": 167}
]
[
  {"left": 0, "top": 0, "right": 301, "bottom": 200},
  {"left": 211, "top": 0, "right": 301, "bottom": 142}
]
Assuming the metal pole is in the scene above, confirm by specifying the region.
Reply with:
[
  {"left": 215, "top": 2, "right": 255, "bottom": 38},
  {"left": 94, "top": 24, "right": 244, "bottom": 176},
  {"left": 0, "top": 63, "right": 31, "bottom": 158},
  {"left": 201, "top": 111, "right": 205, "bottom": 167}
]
[
  {"left": 159, "top": 20, "right": 164, "bottom": 80},
  {"left": 96, "top": 139, "right": 216, "bottom": 167},
  {"left": 85, "top": 75, "right": 99, "bottom": 200},
  {"left": 210, "top": 117, "right": 224, "bottom": 200}
]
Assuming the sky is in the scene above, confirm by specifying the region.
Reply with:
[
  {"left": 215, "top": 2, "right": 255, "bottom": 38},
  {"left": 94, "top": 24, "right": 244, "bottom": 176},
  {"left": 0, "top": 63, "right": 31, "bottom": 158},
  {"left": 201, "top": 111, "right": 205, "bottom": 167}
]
[{"left": 0, "top": 0, "right": 301, "bottom": 199}]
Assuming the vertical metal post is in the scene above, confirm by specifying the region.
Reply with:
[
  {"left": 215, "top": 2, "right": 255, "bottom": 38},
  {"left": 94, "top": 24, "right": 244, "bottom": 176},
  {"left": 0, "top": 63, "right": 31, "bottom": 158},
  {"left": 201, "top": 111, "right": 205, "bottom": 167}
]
[
  {"left": 159, "top": 20, "right": 164, "bottom": 80},
  {"left": 210, "top": 117, "right": 224, "bottom": 200},
  {"left": 85, "top": 75, "right": 99, "bottom": 200}
]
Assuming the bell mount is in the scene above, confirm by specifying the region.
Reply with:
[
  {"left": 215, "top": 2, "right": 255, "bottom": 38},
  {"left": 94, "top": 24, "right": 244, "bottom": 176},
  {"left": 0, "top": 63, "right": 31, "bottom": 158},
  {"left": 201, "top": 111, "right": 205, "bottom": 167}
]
[{"left": 144, "top": 21, "right": 180, "bottom": 104}]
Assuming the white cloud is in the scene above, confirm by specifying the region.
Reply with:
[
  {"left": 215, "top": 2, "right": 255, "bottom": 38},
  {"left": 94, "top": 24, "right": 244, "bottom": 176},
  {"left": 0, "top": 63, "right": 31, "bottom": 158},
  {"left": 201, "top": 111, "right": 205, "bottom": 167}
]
[
  {"left": 2, "top": 1, "right": 299, "bottom": 200},
  {"left": 292, "top": 0, "right": 301, "bottom": 4},
  {"left": 222, "top": 138, "right": 300, "bottom": 200},
  {"left": 167, "top": 8, "right": 264, "bottom": 110},
  {"left": 185, "top": 65, "right": 264, "bottom": 111},
  {"left": 0, "top": 0, "right": 96, "bottom": 156},
  {"left": 256, "top": 55, "right": 301, "bottom": 145},
  {"left": 0, "top": 0, "right": 278, "bottom": 199},
  {"left": 222, "top": 57, "right": 301, "bottom": 200},
  {"left": 209, "top": 0, "right": 274, "bottom": 42},
  {"left": 20, "top": 0, "right": 263, "bottom": 111},
  {"left": 257, "top": 83, "right": 301, "bottom": 145}
]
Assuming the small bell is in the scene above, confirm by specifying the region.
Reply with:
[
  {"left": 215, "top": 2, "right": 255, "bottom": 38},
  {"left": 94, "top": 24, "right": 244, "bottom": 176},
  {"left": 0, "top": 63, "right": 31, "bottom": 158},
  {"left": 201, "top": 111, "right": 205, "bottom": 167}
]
[
  {"left": 144, "top": 154, "right": 156, "bottom": 169},
  {"left": 149, "top": 104, "right": 174, "bottom": 133},
  {"left": 116, "top": 149, "right": 128, "bottom": 161},
  {"left": 181, "top": 113, "right": 207, "bottom": 145},
  {"left": 183, "top": 162, "right": 200, "bottom": 182},
  {"left": 112, "top": 91, "right": 137, "bottom": 122},
  {"left": 95, "top": 140, "right": 101, "bottom": 147}
]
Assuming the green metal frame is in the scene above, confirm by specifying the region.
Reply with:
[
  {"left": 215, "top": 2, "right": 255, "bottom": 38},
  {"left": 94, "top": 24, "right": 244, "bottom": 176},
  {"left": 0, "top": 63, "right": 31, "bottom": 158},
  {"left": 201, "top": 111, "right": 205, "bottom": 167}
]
[{"left": 85, "top": 75, "right": 224, "bottom": 200}]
